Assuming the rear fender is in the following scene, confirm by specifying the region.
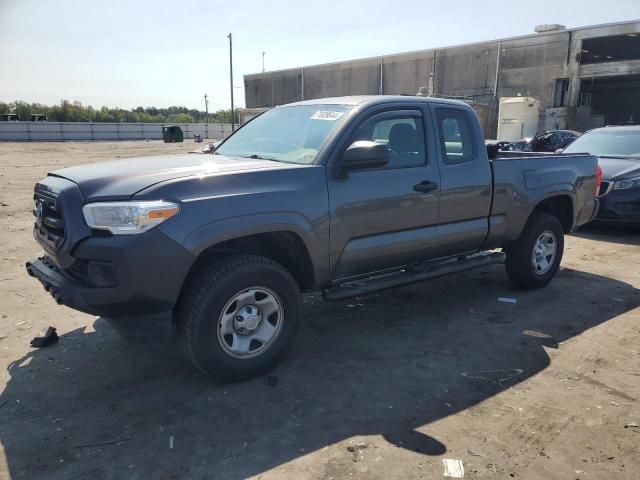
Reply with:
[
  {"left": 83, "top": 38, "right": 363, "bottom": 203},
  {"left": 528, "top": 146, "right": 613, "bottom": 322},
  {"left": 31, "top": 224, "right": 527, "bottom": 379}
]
[{"left": 508, "top": 189, "right": 576, "bottom": 244}]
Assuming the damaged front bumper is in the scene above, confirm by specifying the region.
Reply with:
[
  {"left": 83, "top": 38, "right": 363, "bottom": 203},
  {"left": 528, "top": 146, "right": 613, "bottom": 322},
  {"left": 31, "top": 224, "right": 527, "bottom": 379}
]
[{"left": 26, "top": 256, "right": 102, "bottom": 316}]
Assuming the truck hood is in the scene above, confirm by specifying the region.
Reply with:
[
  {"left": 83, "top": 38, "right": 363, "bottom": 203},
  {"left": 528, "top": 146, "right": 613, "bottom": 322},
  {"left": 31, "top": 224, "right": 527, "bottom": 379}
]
[
  {"left": 597, "top": 156, "right": 640, "bottom": 181},
  {"left": 50, "top": 154, "right": 289, "bottom": 201}
]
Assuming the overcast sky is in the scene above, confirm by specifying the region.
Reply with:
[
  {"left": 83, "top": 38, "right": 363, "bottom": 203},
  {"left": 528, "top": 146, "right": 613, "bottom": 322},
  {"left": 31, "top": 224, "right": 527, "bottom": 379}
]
[{"left": 0, "top": 0, "right": 638, "bottom": 111}]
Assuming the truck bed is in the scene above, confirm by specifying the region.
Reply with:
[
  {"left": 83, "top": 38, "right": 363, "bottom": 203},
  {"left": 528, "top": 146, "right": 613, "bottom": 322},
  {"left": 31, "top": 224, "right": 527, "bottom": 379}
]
[{"left": 486, "top": 152, "right": 598, "bottom": 247}]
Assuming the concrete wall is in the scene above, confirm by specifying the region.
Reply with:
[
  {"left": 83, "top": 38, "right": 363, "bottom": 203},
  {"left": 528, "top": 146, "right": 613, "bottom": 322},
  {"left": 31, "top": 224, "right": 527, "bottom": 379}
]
[
  {"left": 382, "top": 51, "right": 434, "bottom": 95},
  {"left": 434, "top": 41, "right": 499, "bottom": 98},
  {"left": 245, "top": 70, "right": 302, "bottom": 108},
  {"left": 305, "top": 58, "right": 382, "bottom": 99},
  {"left": 244, "top": 34, "right": 569, "bottom": 137},
  {"left": 243, "top": 21, "right": 640, "bottom": 137},
  {"left": 498, "top": 32, "right": 568, "bottom": 108},
  {"left": 0, "top": 122, "right": 234, "bottom": 142}
]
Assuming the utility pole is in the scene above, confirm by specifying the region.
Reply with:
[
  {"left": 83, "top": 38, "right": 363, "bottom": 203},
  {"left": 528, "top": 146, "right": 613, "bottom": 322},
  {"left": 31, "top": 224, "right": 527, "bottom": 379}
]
[
  {"left": 204, "top": 94, "right": 209, "bottom": 124},
  {"left": 228, "top": 33, "right": 235, "bottom": 131},
  {"left": 262, "top": 51, "right": 266, "bottom": 73}
]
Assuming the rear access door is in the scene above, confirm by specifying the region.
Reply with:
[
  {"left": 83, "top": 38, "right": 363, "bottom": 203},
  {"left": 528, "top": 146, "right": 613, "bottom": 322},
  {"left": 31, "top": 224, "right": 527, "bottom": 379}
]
[{"left": 429, "top": 105, "right": 493, "bottom": 257}]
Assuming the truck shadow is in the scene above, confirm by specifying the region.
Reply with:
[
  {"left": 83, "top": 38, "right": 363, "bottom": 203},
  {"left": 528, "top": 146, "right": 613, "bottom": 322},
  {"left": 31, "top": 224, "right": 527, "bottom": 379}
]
[{"left": 1, "top": 266, "right": 638, "bottom": 479}]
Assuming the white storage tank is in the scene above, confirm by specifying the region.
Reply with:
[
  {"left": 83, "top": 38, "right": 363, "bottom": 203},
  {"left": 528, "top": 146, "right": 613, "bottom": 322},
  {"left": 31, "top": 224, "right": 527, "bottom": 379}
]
[{"left": 497, "top": 97, "right": 540, "bottom": 142}]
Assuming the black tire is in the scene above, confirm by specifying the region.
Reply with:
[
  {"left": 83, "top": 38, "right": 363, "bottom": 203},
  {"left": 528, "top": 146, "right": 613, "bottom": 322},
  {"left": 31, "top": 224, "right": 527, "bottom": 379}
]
[
  {"left": 505, "top": 211, "right": 564, "bottom": 289},
  {"left": 177, "top": 254, "right": 301, "bottom": 381}
]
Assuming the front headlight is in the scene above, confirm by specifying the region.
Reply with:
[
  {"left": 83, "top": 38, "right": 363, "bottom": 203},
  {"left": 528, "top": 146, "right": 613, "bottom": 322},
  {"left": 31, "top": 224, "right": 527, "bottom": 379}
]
[
  {"left": 613, "top": 177, "right": 640, "bottom": 190},
  {"left": 82, "top": 201, "right": 179, "bottom": 235}
]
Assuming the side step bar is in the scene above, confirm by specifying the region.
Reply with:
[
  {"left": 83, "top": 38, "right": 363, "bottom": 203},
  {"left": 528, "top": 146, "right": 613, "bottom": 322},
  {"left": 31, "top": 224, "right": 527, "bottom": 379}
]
[{"left": 322, "top": 252, "right": 506, "bottom": 301}]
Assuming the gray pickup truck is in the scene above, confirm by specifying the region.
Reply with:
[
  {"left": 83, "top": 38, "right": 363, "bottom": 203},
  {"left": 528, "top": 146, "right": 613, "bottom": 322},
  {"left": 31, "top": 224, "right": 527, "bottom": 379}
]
[{"left": 26, "top": 96, "right": 600, "bottom": 380}]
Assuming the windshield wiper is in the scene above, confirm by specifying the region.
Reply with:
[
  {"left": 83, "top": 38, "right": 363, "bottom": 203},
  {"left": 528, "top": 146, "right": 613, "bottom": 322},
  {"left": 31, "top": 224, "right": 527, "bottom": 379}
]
[
  {"left": 215, "top": 152, "right": 285, "bottom": 162},
  {"left": 246, "top": 153, "right": 281, "bottom": 161}
]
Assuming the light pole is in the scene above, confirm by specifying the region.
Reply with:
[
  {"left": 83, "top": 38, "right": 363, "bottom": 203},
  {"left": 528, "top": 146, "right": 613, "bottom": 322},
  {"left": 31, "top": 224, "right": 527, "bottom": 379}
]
[
  {"left": 262, "top": 51, "right": 266, "bottom": 73},
  {"left": 228, "top": 33, "right": 235, "bottom": 131}
]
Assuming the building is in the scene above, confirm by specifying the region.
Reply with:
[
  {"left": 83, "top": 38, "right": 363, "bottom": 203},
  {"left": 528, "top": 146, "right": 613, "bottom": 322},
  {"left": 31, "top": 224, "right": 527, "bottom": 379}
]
[
  {"left": 244, "top": 20, "right": 640, "bottom": 138},
  {"left": 237, "top": 107, "right": 268, "bottom": 125}
]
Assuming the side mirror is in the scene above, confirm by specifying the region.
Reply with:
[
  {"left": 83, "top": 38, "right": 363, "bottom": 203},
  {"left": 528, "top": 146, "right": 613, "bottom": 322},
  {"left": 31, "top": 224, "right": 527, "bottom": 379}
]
[
  {"left": 486, "top": 143, "right": 499, "bottom": 160},
  {"left": 555, "top": 148, "right": 564, "bottom": 154},
  {"left": 337, "top": 140, "right": 390, "bottom": 171}
]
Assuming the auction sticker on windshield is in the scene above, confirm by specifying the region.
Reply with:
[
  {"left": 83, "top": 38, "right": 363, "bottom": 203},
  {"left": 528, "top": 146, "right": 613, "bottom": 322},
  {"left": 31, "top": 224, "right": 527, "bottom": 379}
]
[{"left": 310, "top": 110, "right": 345, "bottom": 121}]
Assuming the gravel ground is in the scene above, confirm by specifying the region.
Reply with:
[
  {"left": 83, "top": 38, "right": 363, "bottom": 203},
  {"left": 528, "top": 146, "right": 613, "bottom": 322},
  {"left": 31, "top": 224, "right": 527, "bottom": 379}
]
[{"left": 0, "top": 141, "right": 638, "bottom": 480}]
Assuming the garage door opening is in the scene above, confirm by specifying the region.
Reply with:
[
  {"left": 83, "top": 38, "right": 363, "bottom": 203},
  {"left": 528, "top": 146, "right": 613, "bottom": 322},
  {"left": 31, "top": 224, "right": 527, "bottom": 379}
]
[{"left": 578, "top": 74, "right": 640, "bottom": 127}]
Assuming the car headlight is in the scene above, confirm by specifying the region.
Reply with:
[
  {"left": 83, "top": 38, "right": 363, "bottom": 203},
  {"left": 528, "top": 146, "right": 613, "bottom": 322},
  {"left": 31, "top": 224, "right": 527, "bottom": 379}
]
[
  {"left": 82, "top": 201, "right": 179, "bottom": 235},
  {"left": 613, "top": 177, "right": 640, "bottom": 190}
]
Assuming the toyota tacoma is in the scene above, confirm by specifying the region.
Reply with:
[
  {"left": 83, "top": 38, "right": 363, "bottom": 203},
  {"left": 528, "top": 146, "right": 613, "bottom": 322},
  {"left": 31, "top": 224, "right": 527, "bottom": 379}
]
[{"left": 26, "top": 96, "right": 600, "bottom": 380}]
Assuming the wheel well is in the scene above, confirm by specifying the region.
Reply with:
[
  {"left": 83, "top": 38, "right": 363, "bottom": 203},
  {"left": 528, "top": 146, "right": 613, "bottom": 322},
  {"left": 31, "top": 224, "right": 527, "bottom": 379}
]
[
  {"left": 181, "top": 231, "right": 316, "bottom": 294},
  {"left": 533, "top": 195, "right": 573, "bottom": 232}
]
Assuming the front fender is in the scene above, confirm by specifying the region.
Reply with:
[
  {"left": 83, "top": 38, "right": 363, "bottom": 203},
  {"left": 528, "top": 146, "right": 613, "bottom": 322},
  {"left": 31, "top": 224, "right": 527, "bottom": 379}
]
[{"left": 175, "top": 212, "right": 330, "bottom": 286}]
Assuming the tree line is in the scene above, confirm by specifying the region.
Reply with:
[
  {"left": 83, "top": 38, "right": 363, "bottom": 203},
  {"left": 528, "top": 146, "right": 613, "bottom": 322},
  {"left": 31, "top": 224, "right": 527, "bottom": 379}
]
[{"left": 0, "top": 100, "right": 238, "bottom": 123}]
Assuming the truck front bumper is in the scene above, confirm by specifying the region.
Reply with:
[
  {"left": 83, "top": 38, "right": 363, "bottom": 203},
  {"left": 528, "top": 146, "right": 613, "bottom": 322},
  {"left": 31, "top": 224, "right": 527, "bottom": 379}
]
[
  {"left": 26, "top": 229, "right": 195, "bottom": 334},
  {"left": 27, "top": 256, "right": 101, "bottom": 315}
]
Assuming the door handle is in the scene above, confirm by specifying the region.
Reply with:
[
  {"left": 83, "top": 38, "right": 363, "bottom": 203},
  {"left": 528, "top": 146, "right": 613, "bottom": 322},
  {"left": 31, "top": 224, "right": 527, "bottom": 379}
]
[{"left": 413, "top": 180, "right": 438, "bottom": 193}]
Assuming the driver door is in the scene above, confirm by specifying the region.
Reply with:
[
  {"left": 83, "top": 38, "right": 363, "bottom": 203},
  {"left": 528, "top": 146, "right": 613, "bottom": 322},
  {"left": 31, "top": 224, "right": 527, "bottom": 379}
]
[{"left": 327, "top": 108, "right": 441, "bottom": 280}]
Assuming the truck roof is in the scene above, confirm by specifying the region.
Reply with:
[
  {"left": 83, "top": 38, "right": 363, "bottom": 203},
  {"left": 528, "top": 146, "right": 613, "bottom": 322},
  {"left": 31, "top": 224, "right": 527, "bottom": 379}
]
[{"left": 285, "top": 95, "right": 470, "bottom": 108}]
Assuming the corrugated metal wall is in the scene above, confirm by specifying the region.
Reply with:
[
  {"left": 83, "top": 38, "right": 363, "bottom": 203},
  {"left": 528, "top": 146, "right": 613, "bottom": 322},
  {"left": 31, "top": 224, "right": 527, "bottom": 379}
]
[{"left": 0, "top": 122, "right": 234, "bottom": 142}]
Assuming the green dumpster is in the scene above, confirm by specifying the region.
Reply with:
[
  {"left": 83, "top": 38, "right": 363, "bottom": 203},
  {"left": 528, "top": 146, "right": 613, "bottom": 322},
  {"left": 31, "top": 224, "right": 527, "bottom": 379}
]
[{"left": 162, "top": 125, "right": 184, "bottom": 143}]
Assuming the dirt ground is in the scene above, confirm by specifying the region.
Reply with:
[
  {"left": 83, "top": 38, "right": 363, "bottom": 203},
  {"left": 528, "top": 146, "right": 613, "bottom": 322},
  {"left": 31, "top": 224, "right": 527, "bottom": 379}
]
[{"left": 0, "top": 141, "right": 638, "bottom": 480}]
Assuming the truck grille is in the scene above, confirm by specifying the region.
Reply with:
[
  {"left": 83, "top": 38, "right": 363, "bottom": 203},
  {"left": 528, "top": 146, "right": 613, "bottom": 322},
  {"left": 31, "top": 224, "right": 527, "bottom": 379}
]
[
  {"left": 34, "top": 190, "right": 65, "bottom": 250},
  {"left": 598, "top": 181, "right": 613, "bottom": 197}
]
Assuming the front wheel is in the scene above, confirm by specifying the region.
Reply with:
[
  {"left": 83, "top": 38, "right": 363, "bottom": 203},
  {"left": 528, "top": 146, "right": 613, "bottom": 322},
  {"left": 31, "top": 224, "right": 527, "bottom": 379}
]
[
  {"left": 177, "top": 255, "right": 301, "bottom": 381},
  {"left": 505, "top": 211, "right": 564, "bottom": 289}
]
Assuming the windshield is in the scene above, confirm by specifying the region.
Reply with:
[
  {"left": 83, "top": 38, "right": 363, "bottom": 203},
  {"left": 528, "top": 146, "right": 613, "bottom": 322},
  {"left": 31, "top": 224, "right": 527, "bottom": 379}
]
[
  {"left": 563, "top": 129, "right": 640, "bottom": 159},
  {"left": 215, "top": 104, "right": 353, "bottom": 164}
]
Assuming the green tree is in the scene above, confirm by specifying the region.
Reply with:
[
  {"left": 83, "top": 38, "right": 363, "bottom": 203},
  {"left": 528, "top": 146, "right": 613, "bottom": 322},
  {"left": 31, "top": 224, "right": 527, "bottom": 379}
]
[
  {"left": 167, "top": 113, "right": 194, "bottom": 123},
  {"left": 212, "top": 109, "right": 239, "bottom": 124},
  {"left": 0, "top": 100, "right": 234, "bottom": 123}
]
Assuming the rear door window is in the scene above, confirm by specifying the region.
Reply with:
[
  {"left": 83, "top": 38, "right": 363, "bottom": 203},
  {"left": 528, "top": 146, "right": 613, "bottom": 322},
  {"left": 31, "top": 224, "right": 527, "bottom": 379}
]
[{"left": 435, "top": 109, "right": 476, "bottom": 164}]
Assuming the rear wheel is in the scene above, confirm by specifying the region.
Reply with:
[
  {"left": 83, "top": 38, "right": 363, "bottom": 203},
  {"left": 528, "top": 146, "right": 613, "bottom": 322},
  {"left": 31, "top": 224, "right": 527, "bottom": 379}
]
[
  {"left": 177, "top": 255, "right": 301, "bottom": 381},
  {"left": 505, "top": 211, "right": 564, "bottom": 289}
]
